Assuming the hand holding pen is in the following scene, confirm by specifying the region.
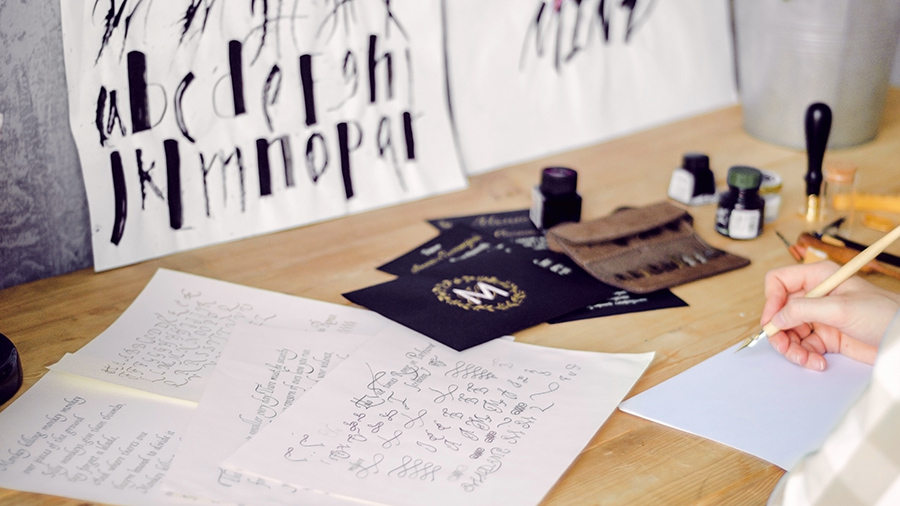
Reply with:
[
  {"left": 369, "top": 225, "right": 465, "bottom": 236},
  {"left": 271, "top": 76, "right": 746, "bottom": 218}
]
[{"left": 757, "top": 261, "right": 900, "bottom": 370}]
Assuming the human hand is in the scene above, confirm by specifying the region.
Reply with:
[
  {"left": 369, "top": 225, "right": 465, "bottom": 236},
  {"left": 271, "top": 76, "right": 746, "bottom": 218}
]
[{"left": 760, "top": 261, "right": 900, "bottom": 371}]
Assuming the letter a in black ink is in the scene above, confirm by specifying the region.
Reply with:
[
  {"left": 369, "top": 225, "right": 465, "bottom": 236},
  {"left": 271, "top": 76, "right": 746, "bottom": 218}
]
[
  {"left": 95, "top": 86, "right": 126, "bottom": 146},
  {"left": 299, "top": 54, "right": 317, "bottom": 126},
  {"left": 165, "top": 140, "right": 184, "bottom": 230},
  {"left": 229, "top": 40, "right": 247, "bottom": 116},
  {"left": 127, "top": 51, "right": 151, "bottom": 133},
  {"left": 110, "top": 151, "right": 127, "bottom": 245}
]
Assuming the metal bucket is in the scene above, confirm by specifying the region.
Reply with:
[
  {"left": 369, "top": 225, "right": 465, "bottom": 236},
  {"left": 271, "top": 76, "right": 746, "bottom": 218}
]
[{"left": 733, "top": 0, "right": 900, "bottom": 149}]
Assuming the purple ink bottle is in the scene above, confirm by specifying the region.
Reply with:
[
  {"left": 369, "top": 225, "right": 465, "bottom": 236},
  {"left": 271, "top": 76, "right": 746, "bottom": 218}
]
[{"left": 530, "top": 167, "right": 582, "bottom": 230}]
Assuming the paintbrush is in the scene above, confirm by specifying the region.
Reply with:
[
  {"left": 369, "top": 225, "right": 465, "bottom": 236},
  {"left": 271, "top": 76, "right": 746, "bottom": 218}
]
[{"left": 736, "top": 223, "right": 900, "bottom": 352}]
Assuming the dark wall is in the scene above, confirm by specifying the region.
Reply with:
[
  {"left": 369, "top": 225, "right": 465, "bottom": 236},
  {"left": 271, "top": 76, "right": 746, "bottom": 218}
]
[{"left": 0, "top": 2, "right": 92, "bottom": 289}]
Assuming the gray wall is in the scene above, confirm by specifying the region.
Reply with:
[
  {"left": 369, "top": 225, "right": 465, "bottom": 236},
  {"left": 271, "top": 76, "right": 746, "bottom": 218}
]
[
  {"left": 1, "top": 3, "right": 900, "bottom": 290},
  {"left": 1, "top": 2, "right": 91, "bottom": 290}
]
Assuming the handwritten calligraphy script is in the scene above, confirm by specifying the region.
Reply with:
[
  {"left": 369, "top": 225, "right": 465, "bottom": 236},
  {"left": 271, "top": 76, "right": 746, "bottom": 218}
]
[
  {"left": 0, "top": 373, "right": 194, "bottom": 506},
  {"left": 224, "top": 326, "right": 653, "bottom": 506},
  {"left": 49, "top": 268, "right": 390, "bottom": 402},
  {"left": 60, "top": 0, "right": 467, "bottom": 270}
]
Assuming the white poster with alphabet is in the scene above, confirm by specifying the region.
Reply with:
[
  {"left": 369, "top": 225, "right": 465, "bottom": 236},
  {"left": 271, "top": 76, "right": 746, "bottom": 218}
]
[
  {"left": 59, "top": 0, "right": 468, "bottom": 271},
  {"left": 445, "top": 0, "right": 738, "bottom": 173},
  {"left": 224, "top": 325, "right": 654, "bottom": 506}
]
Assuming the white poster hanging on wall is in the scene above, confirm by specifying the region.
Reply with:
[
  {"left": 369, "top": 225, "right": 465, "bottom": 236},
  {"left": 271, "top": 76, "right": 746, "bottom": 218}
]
[
  {"left": 59, "top": 0, "right": 468, "bottom": 271},
  {"left": 445, "top": 0, "right": 738, "bottom": 174}
]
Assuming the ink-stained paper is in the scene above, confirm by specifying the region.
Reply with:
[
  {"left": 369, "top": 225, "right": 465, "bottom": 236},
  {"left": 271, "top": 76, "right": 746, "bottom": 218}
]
[
  {"left": 50, "top": 268, "right": 392, "bottom": 402},
  {"left": 0, "top": 371, "right": 195, "bottom": 506},
  {"left": 161, "top": 325, "right": 372, "bottom": 505},
  {"left": 445, "top": 0, "right": 738, "bottom": 173},
  {"left": 224, "top": 325, "right": 655, "bottom": 506},
  {"left": 59, "top": 1, "right": 468, "bottom": 271}
]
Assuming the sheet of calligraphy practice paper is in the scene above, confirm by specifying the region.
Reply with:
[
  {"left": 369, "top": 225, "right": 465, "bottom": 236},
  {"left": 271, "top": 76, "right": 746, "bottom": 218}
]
[
  {"left": 50, "top": 268, "right": 392, "bottom": 402},
  {"left": 0, "top": 371, "right": 195, "bottom": 506},
  {"left": 618, "top": 338, "right": 872, "bottom": 470},
  {"left": 59, "top": 0, "right": 467, "bottom": 271},
  {"left": 161, "top": 324, "right": 374, "bottom": 505},
  {"left": 224, "top": 326, "right": 654, "bottom": 506}
]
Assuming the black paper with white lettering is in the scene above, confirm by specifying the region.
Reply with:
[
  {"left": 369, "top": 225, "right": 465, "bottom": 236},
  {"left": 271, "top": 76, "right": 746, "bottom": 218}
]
[{"left": 345, "top": 244, "right": 609, "bottom": 350}]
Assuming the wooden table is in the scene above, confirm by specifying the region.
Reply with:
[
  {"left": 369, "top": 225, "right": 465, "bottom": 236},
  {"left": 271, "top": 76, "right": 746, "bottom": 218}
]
[{"left": 3, "top": 89, "right": 900, "bottom": 505}]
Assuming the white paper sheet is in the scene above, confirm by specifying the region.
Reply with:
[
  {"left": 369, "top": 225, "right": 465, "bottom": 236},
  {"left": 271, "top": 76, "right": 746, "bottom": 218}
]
[
  {"left": 50, "top": 268, "right": 391, "bottom": 402},
  {"left": 224, "top": 326, "right": 654, "bottom": 506},
  {"left": 161, "top": 324, "right": 373, "bottom": 505},
  {"left": 0, "top": 371, "right": 196, "bottom": 506},
  {"left": 618, "top": 338, "right": 873, "bottom": 470},
  {"left": 445, "top": 0, "right": 738, "bottom": 174},
  {"left": 59, "top": 0, "right": 468, "bottom": 271}
]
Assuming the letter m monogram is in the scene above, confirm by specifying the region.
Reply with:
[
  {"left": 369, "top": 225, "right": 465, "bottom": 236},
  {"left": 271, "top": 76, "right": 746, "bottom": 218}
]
[{"left": 452, "top": 282, "right": 510, "bottom": 305}]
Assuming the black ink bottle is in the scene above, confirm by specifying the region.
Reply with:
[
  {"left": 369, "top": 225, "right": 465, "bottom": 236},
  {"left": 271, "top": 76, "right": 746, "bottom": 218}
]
[
  {"left": 667, "top": 152, "right": 717, "bottom": 205},
  {"left": 716, "top": 165, "right": 765, "bottom": 240},
  {"left": 530, "top": 167, "right": 582, "bottom": 230}
]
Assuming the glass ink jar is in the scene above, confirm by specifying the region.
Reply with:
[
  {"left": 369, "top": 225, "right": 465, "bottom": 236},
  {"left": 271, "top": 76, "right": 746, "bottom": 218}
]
[
  {"left": 822, "top": 161, "right": 858, "bottom": 225},
  {"left": 530, "top": 167, "right": 582, "bottom": 230},
  {"left": 759, "top": 169, "right": 783, "bottom": 224},
  {"left": 716, "top": 165, "right": 765, "bottom": 240},
  {"left": 667, "top": 152, "right": 717, "bottom": 205}
]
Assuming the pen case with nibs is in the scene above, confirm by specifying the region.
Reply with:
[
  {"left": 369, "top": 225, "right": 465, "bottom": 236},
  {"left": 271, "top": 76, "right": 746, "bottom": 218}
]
[{"left": 545, "top": 201, "right": 750, "bottom": 293}]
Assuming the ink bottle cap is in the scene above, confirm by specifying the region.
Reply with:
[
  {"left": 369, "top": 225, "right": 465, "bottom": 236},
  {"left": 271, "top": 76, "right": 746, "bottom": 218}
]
[
  {"left": 539, "top": 166, "right": 579, "bottom": 196},
  {"left": 726, "top": 165, "right": 762, "bottom": 191},
  {"left": 530, "top": 167, "right": 582, "bottom": 230},
  {"left": 667, "top": 152, "right": 717, "bottom": 205}
]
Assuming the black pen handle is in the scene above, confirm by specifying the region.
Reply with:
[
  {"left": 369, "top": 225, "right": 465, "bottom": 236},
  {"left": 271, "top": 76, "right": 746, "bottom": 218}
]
[{"left": 804, "top": 102, "right": 832, "bottom": 197}]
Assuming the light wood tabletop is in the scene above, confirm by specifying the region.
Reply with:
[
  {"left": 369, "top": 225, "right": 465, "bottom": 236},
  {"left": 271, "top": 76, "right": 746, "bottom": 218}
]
[{"left": 2, "top": 89, "right": 900, "bottom": 505}]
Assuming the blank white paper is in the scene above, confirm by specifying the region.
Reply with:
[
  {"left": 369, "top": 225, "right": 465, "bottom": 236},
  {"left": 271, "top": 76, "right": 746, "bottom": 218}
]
[{"left": 618, "top": 338, "right": 872, "bottom": 470}]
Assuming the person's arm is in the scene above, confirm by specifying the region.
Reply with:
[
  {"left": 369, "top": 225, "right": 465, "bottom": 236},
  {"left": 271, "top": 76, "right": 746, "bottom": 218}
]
[{"left": 760, "top": 261, "right": 900, "bottom": 370}]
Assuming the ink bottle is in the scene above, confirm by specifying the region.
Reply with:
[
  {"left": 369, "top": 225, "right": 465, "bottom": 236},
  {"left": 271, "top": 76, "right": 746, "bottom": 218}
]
[
  {"left": 530, "top": 167, "right": 582, "bottom": 230},
  {"left": 667, "top": 152, "right": 717, "bottom": 205},
  {"left": 715, "top": 165, "right": 765, "bottom": 240}
]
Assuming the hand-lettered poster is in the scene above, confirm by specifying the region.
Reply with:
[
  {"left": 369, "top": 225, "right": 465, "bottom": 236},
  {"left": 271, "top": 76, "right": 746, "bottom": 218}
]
[
  {"left": 59, "top": 1, "right": 468, "bottom": 271},
  {"left": 445, "top": 0, "right": 738, "bottom": 173}
]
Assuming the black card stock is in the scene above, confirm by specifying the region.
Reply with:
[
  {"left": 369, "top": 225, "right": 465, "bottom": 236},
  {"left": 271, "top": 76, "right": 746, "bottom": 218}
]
[
  {"left": 549, "top": 288, "right": 687, "bottom": 323},
  {"left": 428, "top": 209, "right": 541, "bottom": 240},
  {"left": 345, "top": 243, "right": 608, "bottom": 351}
]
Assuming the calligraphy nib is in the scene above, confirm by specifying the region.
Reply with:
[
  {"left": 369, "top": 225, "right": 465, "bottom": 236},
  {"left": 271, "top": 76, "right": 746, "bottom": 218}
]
[{"left": 734, "top": 328, "right": 768, "bottom": 353}]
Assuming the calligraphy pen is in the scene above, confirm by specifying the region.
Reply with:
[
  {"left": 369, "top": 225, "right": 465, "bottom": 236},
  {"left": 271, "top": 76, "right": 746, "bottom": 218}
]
[
  {"left": 735, "top": 223, "right": 900, "bottom": 352},
  {"left": 804, "top": 102, "right": 832, "bottom": 222}
]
